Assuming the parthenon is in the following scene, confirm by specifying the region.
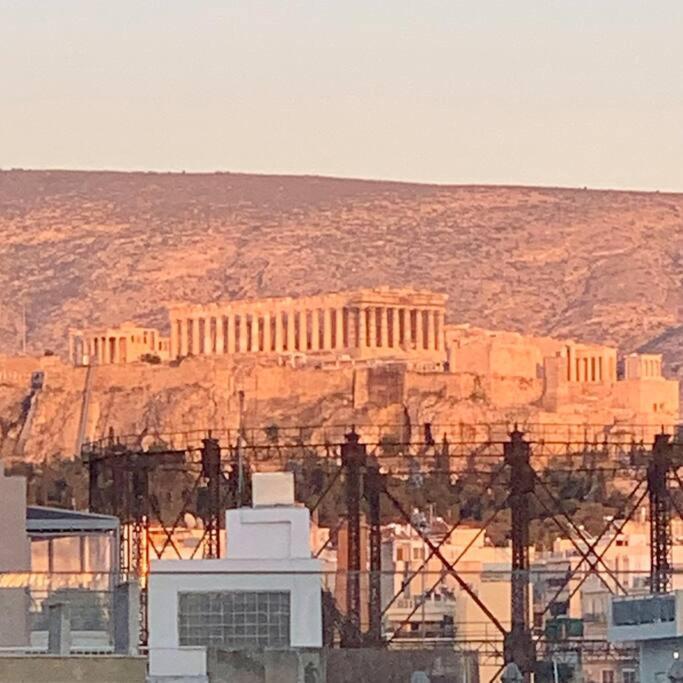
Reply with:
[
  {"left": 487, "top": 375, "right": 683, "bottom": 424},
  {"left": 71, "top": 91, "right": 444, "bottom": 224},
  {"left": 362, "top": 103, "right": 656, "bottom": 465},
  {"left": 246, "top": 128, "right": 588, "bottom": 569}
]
[{"left": 168, "top": 288, "right": 447, "bottom": 364}]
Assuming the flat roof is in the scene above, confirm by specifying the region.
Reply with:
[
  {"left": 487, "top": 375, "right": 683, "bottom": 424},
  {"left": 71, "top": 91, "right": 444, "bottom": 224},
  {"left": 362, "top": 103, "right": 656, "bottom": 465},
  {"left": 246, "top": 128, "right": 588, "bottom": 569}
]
[{"left": 26, "top": 505, "right": 119, "bottom": 534}]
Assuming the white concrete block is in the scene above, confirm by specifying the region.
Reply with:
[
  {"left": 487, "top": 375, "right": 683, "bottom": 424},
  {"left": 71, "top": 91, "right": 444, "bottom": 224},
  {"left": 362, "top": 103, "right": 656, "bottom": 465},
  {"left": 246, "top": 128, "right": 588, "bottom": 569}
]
[{"left": 252, "top": 472, "right": 295, "bottom": 507}]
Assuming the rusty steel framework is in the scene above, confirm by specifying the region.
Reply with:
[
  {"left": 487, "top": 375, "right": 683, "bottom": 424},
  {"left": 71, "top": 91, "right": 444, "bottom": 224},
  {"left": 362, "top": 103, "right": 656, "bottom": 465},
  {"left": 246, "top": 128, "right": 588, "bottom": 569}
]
[{"left": 82, "top": 422, "right": 683, "bottom": 679}]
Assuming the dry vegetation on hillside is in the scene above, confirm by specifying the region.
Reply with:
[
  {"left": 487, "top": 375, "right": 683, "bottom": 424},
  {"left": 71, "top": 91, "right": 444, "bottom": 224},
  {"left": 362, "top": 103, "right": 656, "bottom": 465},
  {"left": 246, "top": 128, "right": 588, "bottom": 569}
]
[{"left": 1, "top": 170, "right": 681, "bottom": 379}]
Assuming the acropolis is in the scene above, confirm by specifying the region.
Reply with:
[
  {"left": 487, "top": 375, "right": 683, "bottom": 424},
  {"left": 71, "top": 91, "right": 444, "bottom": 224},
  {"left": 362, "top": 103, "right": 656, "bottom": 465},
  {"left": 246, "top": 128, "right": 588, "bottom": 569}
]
[
  {"left": 69, "top": 288, "right": 448, "bottom": 367},
  {"left": 61, "top": 287, "right": 680, "bottom": 439}
]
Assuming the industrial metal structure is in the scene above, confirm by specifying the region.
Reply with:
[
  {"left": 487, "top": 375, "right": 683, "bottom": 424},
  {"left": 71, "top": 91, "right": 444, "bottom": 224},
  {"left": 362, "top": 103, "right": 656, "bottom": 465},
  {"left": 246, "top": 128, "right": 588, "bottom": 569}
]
[{"left": 82, "top": 422, "right": 683, "bottom": 680}]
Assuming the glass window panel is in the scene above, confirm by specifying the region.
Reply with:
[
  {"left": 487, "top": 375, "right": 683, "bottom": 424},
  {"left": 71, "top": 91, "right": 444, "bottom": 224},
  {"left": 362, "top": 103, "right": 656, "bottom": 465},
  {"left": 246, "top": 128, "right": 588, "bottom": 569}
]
[{"left": 178, "top": 591, "right": 290, "bottom": 649}]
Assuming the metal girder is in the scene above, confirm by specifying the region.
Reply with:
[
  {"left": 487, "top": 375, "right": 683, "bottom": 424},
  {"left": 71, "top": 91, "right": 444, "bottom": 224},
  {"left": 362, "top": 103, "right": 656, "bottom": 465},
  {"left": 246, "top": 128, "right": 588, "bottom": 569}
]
[
  {"left": 381, "top": 481, "right": 507, "bottom": 636},
  {"left": 341, "top": 429, "right": 364, "bottom": 647},
  {"left": 201, "top": 437, "right": 222, "bottom": 559},
  {"left": 504, "top": 428, "right": 535, "bottom": 678},
  {"left": 648, "top": 433, "right": 673, "bottom": 593},
  {"left": 365, "top": 458, "right": 383, "bottom": 645}
]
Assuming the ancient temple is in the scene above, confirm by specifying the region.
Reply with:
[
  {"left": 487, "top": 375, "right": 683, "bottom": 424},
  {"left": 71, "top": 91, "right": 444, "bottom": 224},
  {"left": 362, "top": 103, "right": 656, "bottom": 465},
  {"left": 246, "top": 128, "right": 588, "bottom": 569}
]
[{"left": 167, "top": 288, "right": 447, "bottom": 365}]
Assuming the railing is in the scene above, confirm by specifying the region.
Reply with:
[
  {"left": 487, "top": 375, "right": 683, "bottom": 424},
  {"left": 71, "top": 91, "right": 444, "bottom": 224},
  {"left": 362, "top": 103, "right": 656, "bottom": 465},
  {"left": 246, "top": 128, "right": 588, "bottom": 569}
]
[{"left": 0, "top": 572, "right": 122, "bottom": 655}]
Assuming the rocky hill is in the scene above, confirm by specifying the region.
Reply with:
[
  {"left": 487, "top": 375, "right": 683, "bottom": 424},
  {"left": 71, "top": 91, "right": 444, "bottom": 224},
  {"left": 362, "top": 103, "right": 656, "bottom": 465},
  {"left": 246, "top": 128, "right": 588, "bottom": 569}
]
[{"left": 1, "top": 170, "right": 682, "bottom": 377}]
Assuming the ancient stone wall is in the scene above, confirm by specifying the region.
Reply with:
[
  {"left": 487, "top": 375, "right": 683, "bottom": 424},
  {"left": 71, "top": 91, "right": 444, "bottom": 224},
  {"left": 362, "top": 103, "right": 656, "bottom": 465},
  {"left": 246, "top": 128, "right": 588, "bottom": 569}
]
[{"left": 0, "top": 324, "right": 679, "bottom": 464}]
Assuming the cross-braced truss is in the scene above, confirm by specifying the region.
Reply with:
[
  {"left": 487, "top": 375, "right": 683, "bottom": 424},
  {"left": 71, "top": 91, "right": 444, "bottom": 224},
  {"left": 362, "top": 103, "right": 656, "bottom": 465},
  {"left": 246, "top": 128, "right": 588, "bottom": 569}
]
[{"left": 82, "top": 422, "right": 682, "bottom": 679}]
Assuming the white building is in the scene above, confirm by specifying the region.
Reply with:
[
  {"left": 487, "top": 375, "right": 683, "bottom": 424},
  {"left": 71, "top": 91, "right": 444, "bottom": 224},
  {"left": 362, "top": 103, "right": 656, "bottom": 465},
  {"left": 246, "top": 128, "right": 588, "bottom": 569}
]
[
  {"left": 608, "top": 591, "right": 683, "bottom": 682},
  {"left": 147, "top": 472, "right": 323, "bottom": 683}
]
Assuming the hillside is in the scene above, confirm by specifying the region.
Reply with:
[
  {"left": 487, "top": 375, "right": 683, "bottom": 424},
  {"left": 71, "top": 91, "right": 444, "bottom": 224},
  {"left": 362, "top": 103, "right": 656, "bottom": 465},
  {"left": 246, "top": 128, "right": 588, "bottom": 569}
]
[{"left": 1, "top": 170, "right": 682, "bottom": 379}]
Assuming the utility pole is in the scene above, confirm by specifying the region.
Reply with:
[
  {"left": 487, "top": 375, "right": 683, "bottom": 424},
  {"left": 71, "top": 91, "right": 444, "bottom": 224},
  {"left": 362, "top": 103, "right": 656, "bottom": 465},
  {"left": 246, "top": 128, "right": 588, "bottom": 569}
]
[
  {"left": 504, "top": 427, "right": 535, "bottom": 680},
  {"left": 648, "top": 433, "right": 673, "bottom": 593},
  {"left": 341, "top": 429, "right": 365, "bottom": 647}
]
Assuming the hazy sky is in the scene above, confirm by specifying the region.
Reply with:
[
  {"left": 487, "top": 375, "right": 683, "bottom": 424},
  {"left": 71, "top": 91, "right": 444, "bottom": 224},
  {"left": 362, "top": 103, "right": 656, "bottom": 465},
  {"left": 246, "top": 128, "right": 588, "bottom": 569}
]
[{"left": 1, "top": 1, "right": 682, "bottom": 190}]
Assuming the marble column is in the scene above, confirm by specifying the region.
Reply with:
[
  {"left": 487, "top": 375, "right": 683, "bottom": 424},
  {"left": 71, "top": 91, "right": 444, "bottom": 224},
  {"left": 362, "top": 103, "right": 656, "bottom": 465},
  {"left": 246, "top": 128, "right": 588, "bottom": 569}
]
[
  {"left": 379, "top": 306, "right": 388, "bottom": 348},
  {"left": 99, "top": 336, "right": 105, "bottom": 363},
  {"left": 323, "top": 308, "right": 332, "bottom": 350},
  {"left": 299, "top": 309, "right": 308, "bottom": 352},
  {"left": 111, "top": 337, "right": 119, "bottom": 363},
  {"left": 335, "top": 307, "right": 344, "bottom": 349},
  {"left": 274, "top": 310, "right": 284, "bottom": 352},
  {"left": 179, "top": 320, "right": 188, "bottom": 357},
  {"left": 215, "top": 314, "right": 224, "bottom": 354},
  {"left": 415, "top": 309, "right": 423, "bottom": 350},
  {"left": 427, "top": 310, "right": 436, "bottom": 350},
  {"left": 250, "top": 314, "right": 260, "bottom": 352},
  {"left": 263, "top": 311, "right": 272, "bottom": 352},
  {"left": 392, "top": 308, "right": 400, "bottom": 348},
  {"left": 402, "top": 309, "right": 411, "bottom": 347},
  {"left": 358, "top": 307, "right": 367, "bottom": 349},
  {"left": 287, "top": 310, "right": 296, "bottom": 352},
  {"left": 227, "top": 313, "right": 236, "bottom": 353},
  {"left": 169, "top": 320, "right": 177, "bottom": 358},
  {"left": 204, "top": 317, "right": 212, "bottom": 354},
  {"left": 311, "top": 309, "right": 320, "bottom": 351},
  {"left": 191, "top": 317, "right": 200, "bottom": 355},
  {"left": 436, "top": 311, "right": 444, "bottom": 351},
  {"left": 367, "top": 307, "right": 376, "bottom": 348},
  {"left": 239, "top": 312, "right": 248, "bottom": 352}
]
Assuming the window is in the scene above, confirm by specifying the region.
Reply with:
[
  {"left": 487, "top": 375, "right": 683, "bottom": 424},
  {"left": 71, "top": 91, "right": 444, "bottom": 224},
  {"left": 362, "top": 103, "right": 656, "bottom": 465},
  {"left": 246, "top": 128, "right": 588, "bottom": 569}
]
[
  {"left": 612, "top": 595, "right": 675, "bottom": 626},
  {"left": 178, "top": 591, "right": 290, "bottom": 649},
  {"left": 602, "top": 671, "right": 615, "bottom": 683},
  {"left": 623, "top": 670, "right": 636, "bottom": 683},
  {"left": 396, "top": 547, "right": 404, "bottom": 562},
  {"left": 413, "top": 547, "right": 424, "bottom": 560}
]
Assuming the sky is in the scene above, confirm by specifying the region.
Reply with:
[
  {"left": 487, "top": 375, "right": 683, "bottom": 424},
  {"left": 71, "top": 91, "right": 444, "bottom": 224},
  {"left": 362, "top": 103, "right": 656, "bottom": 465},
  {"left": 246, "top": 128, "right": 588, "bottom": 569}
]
[{"left": 1, "top": 1, "right": 682, "bottom": 191}]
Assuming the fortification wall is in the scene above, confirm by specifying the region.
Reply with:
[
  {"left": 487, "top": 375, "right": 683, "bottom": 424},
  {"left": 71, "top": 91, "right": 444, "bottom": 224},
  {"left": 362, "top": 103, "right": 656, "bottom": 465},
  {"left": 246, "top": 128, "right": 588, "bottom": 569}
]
[{"left": 0, "top": 347, "right": 679, "bottom": 463}]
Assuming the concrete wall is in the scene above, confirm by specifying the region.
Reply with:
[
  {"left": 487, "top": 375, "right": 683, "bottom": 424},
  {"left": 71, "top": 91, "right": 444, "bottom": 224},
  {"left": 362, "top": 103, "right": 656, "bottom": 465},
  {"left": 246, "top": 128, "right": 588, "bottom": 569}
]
[
  {"left": 0, "top": 472, "right": 30, "bottom": 572},
  {"left": 0, "top": 471, "right": 31, "bottom": 648},
  {"left": 614, "top": 377, "right": 680, "bottom": 418},
  {"left": 639, "top": 637, "right": 683, "bottom": 682},
  {"left": 207, "top": 649, "right": 323, "bottom": 683},
  {"left": 205, "top": 647, "right": 478, "bottom": 683},
  {"left": 0, "top": 656, "right": 146, "bottom": 683},
  {"left": 325, "top": 648, "right": 479, "bottom": 683}
]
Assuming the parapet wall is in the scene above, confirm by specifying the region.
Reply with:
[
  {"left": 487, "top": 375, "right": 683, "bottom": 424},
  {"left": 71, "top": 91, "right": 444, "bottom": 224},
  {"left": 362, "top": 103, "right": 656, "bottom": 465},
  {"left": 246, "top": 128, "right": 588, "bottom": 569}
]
[{"left": 0, "top": 656, "right": 146, "bottom": 683}]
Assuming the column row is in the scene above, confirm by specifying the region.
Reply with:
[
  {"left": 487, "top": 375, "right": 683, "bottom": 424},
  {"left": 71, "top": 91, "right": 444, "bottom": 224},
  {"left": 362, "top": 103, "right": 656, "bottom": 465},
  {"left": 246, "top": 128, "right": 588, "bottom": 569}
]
[
  {"left": 565, "top": 347, "right": 616, "bottom": 383},
  {"left": 171, "top": 306, "right": 445, "bottom": 358},
  {"left": 71, "top": 334, "right": 128, "bottom": 364}
]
